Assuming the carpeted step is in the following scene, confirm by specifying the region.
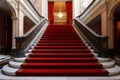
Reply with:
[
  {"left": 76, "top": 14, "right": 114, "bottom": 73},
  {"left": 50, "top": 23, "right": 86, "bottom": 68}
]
[
  {"left": 38, "top": 40, "right": 83, "bottom": 43},
  {"left": 27, "top": 53, "right": 94, "bottom": 57},
  {"left": 16, "top": 68, "right": 109, "bottom": 76},
  {"left": 41, "top": 35, "right": 79, "bottom": 37},
  {"left": 31, "top": 49, "right": 91, "bottom": 53},
  {"left": 41, "top": 37, "right": 80, "bottom": 39},
  {"left": 36, "top": 43, "right": 86, "bottom": 46},
  {"left": 9, "top": 60, "right": 115, "bottom": 69},
  {"left": 20, "top": 62, "right": 103, "bottom": 69},
  {"left": 3, "top": 64, "right": 120, "bottom": 76},
  {"left": 24, "top": 57, "right": 98, "bottom": 63},
  {"left": 14, "top": 57, "right": 110, "bottom": 63},
  {"left": 34, "top": 46, "right": 88, "bottom": 49},
  {"left": 43, "top": 34, "right": 78, "bottom": 36},
  {"left": 42, "top": 34, "right": 79, "bottom": 35}
]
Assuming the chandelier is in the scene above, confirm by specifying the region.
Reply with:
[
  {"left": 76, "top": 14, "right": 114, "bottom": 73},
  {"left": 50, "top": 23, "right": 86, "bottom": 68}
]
[{"left": 58, "top": 2, "right": 63, "bottom": 18}]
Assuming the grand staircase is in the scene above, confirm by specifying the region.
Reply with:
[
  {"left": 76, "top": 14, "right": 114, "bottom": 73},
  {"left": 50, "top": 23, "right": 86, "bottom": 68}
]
[{"left": 2, "top": 24, "right": 120, "bottom": 76}]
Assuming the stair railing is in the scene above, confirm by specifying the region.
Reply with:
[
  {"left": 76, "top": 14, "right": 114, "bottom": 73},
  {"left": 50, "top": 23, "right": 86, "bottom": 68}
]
[
  {"left": 15, "top": 18, "right": 46, "bottom": 53},
  {"left": 74, "top": 18, "right": 109, "bottom": 58}
]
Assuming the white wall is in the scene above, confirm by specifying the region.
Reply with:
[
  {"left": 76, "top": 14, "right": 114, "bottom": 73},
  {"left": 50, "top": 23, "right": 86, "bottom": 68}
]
[
  {"left": 73, "top": 0, "right": 81, "bottom": 18},
  {"left": 42, "top": 0, "right": 48, "bottom": 19}
]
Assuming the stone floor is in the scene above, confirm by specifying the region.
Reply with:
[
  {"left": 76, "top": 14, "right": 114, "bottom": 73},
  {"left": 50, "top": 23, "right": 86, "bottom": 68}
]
[{"left": 0, "top": 54, "right": 11, "bottom": 68}]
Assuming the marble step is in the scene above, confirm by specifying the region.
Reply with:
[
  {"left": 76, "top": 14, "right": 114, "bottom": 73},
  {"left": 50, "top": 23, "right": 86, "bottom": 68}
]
[
  {"left": 14, "top": 57, "right": 111, "bottom": 63},
  {"left": 9, "top": 60, "right": 115, "bottom": 69},
  {"left": 28, "top": 48, "right": 94, "bottom": 53},
  {"left": 25, "top": 52, "right": 98, "bottom": 57},
  {"left": 2, "top": 64, "right": 120, "bottom": 76},
  {"left": 105, "top": 65, "right": 120, "bottom": 76}
]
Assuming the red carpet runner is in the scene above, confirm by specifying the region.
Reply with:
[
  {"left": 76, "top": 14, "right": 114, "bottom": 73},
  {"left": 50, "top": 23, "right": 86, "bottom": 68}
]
[{"left": 16, "top": 25, "right": 109, "bottom": 76}]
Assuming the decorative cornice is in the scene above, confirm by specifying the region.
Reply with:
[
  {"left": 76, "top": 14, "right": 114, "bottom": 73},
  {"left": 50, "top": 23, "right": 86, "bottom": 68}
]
[{"left": 18, "top": 0, "right": 40, "bottom": 23}]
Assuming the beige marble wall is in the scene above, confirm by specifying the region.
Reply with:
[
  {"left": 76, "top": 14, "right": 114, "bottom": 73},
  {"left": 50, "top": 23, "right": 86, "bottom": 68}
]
[
  {"left": 30, "top": 0, "right": 48, "bottom": 18},
  {"left": 79, "top": 0, "right": 120, "bottom": 49},
  {"left": 73, "top": 0, "right": 81, "bottom": 18},
  {"left": 30, "top": 0, "right": 42, "bottom": 15},
  {"left": 6, "top": 0, "right": 43, "bottom": 49}
]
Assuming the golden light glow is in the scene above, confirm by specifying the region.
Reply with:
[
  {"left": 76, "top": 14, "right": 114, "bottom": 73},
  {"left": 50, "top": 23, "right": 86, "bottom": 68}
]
[{"left": 58, "top": 12, "right": 63, "bottom": 18}]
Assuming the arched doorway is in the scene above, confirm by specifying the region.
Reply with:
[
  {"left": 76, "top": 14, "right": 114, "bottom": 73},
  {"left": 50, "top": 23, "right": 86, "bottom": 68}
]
[
  {"left": 48, "top": 1, "right": 72, "bottom": 25},
  {"left": 113, "top": 4, "right": 120, "bottom": 55},
  {"left": 0, "top": 1, "right": 14, "bottom": 54}
]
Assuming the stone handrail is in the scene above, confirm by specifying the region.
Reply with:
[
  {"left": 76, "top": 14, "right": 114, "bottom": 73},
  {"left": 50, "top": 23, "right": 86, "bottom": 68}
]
[
  {"left": 74, "top": 18, "right": 109, "bottom": 58},
  {"left": 15, "top": 18, "right": 46, "bottom": 52}
]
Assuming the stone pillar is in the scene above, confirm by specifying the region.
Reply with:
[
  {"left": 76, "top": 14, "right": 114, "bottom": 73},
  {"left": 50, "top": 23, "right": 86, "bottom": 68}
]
[
  {"left": 18, "top": 11, "right": 24, "bottom": 36},
  {"left": 39, "top": 0, "right": 42, "bottom": 16},
  {"left": 107, "top": 17, "right": 114, "bottom": 49},
  {"left": 11, "top": 17, "right": 18, "bottom": 50},
  {"left": 42, "top": 0, "right": 48, "bottom": 19},
  {"left": 11, "top": 16, "right": 19, "bottom": 56},
  {"left": 101, "top": 10, "right": 108, "bottom": 36}
]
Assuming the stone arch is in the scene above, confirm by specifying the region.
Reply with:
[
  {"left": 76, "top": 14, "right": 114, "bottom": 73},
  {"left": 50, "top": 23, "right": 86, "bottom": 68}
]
[
  {"left": 1, "top": 0, "right": 18, "bottom": 18},
  {"left": 108, "top": 2, "right": 120, "bottom": 18},
  {"left": 0, "top": 0, "right": 18, "bottom": 55},
  {"left": 107, "top": 2, "right": 120, "bottom": 49}
]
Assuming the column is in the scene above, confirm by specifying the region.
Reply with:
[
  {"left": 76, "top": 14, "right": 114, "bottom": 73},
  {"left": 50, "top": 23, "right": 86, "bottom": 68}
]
[
  {"left": 42, "top": 0, "right": 48, "bottom": 19},
  {"left": 18, "top": 11, "right": 24, "bottom": 36},
  {"left": 11, "top": 17, "right": 18, "bottom": 50},
  {"left": 101, "top": 10, "right": 107, "bottom": 36},
  {"left": 107, "top": 17, "right": 114, "bottom": 49}
]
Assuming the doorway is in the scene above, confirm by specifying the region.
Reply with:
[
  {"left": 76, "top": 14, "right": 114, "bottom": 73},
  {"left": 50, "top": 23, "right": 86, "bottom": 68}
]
[
  {"left": 48, "top": 1, "right": 72, "bottom": 25},
  {"left": 113, "top": 5, "right": 120, "bottom": 54},
  {"left": 0, "top": 2, "right": 12, "bottom": 54}
]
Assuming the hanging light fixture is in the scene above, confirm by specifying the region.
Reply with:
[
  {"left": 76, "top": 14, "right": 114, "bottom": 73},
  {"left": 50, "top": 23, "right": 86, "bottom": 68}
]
[
  {"left": 58, "top": 12, "right": 63, "bottom": 18},
  {"left": 58, "top": 2, "right": 63, "bottom": 18}
]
